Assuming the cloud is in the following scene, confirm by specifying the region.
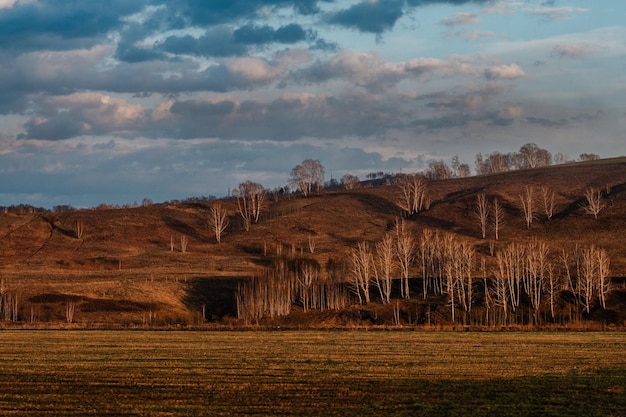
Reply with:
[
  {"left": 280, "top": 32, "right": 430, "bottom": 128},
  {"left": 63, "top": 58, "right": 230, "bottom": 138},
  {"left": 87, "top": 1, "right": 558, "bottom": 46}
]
[
  {"left": 484, "top": 1, "right": 588, "bottom": 20},
  {"left": 552, "top": 43, "right": 598, "bottom": 59},
  {"left": 484, "top": 63, "right": 525, "bottom": 79},
  {"left": 19, "top": 114, "right": 87, "bottom": 141},
  {"left": 295, "top": 50, "right": 487, "bottom": 91},
  {"left": 526, "top": 116, "right": 568, "bottom": 128},
  {"left": 0, "top": 0, "right": 146, "bottom": 53},
  {"left": 156, "top": 0, "right": 324, "bottom": 26},
  {"left": 19, "top": 93, "right": 146, "bottom": 140},
  {"left": 440, "top": 12, "right": 480, "bottom": 27},
  {"left": 526, "top": 5, "right": 588, "bottom": 20},
  {"left": 233, "top": 23, "right": 315, "bottom": 45},
  {"left": 157, "top": 26, "right": 248, "bottom": 58},
  {"left": 327, "top": 0, "right": 404, "bottom": 34}
]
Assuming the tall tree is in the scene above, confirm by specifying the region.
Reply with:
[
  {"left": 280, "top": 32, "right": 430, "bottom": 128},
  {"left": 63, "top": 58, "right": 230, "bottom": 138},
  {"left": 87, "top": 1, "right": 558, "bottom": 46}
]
[
  {"left": 234, "top": 181, "right": 267, "bottom": 231},
  {"left": 519, "top": 185, "right": 535, "bottom": 228},
  {"left": 395, "top": 174, "right": 430, "bottom": 216},
  {"left": 374, "top": 234, "right": 396, "bottom": 304},
  {"left": 395, "top": 219, "right": 415, "bottom": 299},
  {"left": 289, "top": 159, "right": 325, "bottom": 197},
  {"left": 540, "top": 186, "right": 555, "bottom": 220},
  {"left": 492, "top": 197, "right": 505, "bottom": 240},
  {"left": 350, "top": 241, "right": 373, "bottom": 304},
  {"left": 209, "top": 203, "right": 229, "bottom": 244},
  {"left": 583, "top": 187, "right": 605, "bottom": 219},
  {"left": 475, "top": 193, "right": 489, "bottom": 239}
]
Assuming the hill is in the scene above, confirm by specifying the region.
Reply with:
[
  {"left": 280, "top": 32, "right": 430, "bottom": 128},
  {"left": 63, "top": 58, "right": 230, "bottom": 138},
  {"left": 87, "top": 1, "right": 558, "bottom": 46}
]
[{"left": 1, "top": 158, "right": 626, "bottom": 328}]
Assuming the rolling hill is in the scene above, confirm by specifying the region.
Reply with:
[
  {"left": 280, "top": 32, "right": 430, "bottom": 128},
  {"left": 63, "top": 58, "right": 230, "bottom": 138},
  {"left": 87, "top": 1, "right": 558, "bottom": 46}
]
[{"left": 1, "top": 157, "right": 626, "bottom": 328}]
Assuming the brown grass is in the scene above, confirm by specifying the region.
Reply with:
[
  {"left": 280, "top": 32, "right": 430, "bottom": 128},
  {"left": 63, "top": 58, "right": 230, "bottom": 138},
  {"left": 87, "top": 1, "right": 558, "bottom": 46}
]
[
  {"left": 1, "top": 158, "right": 626, "bottom": 326},
  {"left": 0, "top": 331, "right": 623, "bottom": 416}
]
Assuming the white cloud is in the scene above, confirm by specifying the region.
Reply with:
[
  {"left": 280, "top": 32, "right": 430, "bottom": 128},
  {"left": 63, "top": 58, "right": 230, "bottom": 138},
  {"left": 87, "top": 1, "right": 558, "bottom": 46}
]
[
  {"left": 484, "top": 63, "right": 526, "bottom": 79},
  {"left": 526, "top": 6, "right": 589, "bottom": 20},
  {"left": 440, "top": 12, "right": 480, "bottom": 27}
]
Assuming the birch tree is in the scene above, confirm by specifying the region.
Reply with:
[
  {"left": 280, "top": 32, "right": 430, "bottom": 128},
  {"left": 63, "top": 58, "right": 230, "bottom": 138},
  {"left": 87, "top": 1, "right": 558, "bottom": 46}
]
[
  {"left": 475, "top": 193, "right": 489, "bottom": 239},
  {"left": 374, "top": 234, "right": 395, "bottom": 304},
  {"left": 519, "top": 185, "right": 535, "bottom": 228},
  {"left": 350, "top": 241, "right": 372, "bottom": 304},
  {"left": 395, "top": 219, "right": 415, "bottom": 299},
  {"left": 540, "top": 186, "right": 555, "bottom": 220},
  {"left": 289, "top": 159, "right": 324, "bottom": 197},
  {"left": 582, "top": 187, "right": 605, "bottom": 218},
  {"left": 235, "top": 181, "right": 267, "bottom": 231},
  {"left": 340, "top": 174, "right": 360, "bottom": 190},
  {"left": 395, "top": 174, "right": 429, "bottom": 216},
  {"left": 596, "top": 247, "right": 610, "bottom": 309},
  {"left": 209, "top": 203, "right": 229, "bottom": 244},
  {"left": 492, "top": 197, "right": 505, "bottom": 240}
]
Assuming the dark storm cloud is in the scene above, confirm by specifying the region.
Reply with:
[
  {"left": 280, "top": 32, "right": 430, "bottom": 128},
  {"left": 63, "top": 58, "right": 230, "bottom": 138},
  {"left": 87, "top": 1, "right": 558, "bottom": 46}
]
[
  {"left": 153, "top": 0, "right": 325, "bottom": 27},
  {"left": 19, "top": 113, "right": 86, "bottom": 141},
  {"left": 234, "top": 23, "right": 314, "bottom": 45},
  {"left": 155, "top": 24, "right": 315, "bottom": 59},
  {"left": 158, "top": 27, "right": 248, "bottom": 58},
  {"left": 326, "top": 0, "right": 490, "bottom": 34},
  {"left": 327, "top": 0, "right": 404, "bottom": 34},
  {"left": 152, "top": 93, "right": 399, "bottom": 141},
  {"left": 0, "top": 1, "right": 147, "bottom": 52}
]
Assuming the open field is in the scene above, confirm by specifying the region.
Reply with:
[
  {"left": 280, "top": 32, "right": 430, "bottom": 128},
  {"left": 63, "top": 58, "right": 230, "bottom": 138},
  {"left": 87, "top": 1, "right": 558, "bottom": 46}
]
[{"left": 0, "top": 331, "right": 624, "bottom": 416}]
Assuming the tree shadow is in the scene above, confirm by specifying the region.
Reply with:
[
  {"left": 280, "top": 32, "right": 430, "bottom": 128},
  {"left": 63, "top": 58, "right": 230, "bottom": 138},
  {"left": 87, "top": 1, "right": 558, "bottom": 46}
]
[
  {"left": 183, "top": 277, "right": 247, "bottom": 321},
  {"left": 163, "top": 216, "right": 208, "bottom": 243}
]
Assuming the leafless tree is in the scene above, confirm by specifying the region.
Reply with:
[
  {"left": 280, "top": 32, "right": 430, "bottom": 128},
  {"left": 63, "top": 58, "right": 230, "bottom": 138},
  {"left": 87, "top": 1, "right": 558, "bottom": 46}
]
[
  {"left": 297, "top": 261, "right": 319, "bottom": 312},
  {"left": 180, "top": 235, "right": 188, "bottom": 253},
  {"left": 74, "top": 220, "right": 84, "bottom": 239},
  {"left": 582, "top": 187, "right": 605, "bottom": 219},
  {"left": 579, "top": 246, "right": 597, "bottom": 314},
  {"left": 491, "top": 197, "right": 505, "bottom": 240},
  {"left": 523, "top": 239, "right": 550, "bottom": 323},
  {"left": 289, "top": 159, "right": 324, "bottom": 196},
  {"left": 519, "top": 143, "right": 551, "bottom": 169},
  {"left": 519, "top": 185, "right": 535, "bottom": 228},
  {"left": 66, "top": 301, "right": 76, "bottom": 323},
  {"left": 596, "top": 247, "right": 610, "bottom": 310},
  {"left": 451, "top": 155, "right": 470, "bottom": 178},
  {"left": 475, "top": 193, "right": 489, "bottom": 239},
  {"left": 426, "top": 160, "right": 452, "bottom": 180},
  {"left": 545, "top": 263, "right": 559, "bottom": 320},
  {"left": 235, "top": 181, "right": 268, "bottom": 231},
  {"left": 395, "top": 219, "right": 415, "bottom": 299},
  {"left": 540, "top": 186, "right": 555, "bottom": 220},
  {"left": 579, "top": 153, "right": 599, "bottom": 161},
  {"left": 441, "top": 235, "right": 475, "bottom": 322},
  {"left": 475, "top": 151, "right": 510, "bottom": 175},
  {"left": 553, "top": 152, "right": 568, "bottom": 165},
  {"left": 350, "top": 241, "right": 373, "bottom": 304},
  {"left": 395, "top": 174, "right": 430, "bottom": 216},
  {"left": 209, "top": 203, "right": 229, "bottom": 244},
  {"left": 374, "top": 234, "right": 395, "bottom": 304},
  {"left": 493, "top": 243, "right": 525, "bottom": 321},
  {"left": 304, "top": 236, "right": 316, "bottom": 254},
  {"left": 340, "top": 174, "right": 360, "bottom": 190}
]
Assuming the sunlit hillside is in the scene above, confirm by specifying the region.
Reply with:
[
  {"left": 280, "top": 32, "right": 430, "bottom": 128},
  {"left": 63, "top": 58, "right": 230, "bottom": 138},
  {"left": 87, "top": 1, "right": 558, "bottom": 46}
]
[{"left": 1, "top": 158, "right": 625, "bottom": 328}]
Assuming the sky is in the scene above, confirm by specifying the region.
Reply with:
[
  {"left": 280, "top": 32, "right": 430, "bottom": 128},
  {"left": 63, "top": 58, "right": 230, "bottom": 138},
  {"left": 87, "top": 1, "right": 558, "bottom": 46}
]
[{"left": 0, "top": 0, "right": 624, "bottom": 208}]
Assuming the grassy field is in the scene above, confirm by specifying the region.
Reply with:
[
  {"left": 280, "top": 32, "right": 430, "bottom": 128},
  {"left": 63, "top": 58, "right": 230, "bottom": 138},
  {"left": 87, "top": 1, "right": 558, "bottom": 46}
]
[{"left": 0, "top": 331, "right": 624, "bottom": 416}]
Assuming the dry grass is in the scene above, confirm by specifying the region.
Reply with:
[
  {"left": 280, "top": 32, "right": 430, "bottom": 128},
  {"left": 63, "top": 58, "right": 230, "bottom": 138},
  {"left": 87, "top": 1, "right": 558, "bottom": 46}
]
[
  {"left": 0, "top": 331, "right": 623, "bottom": 416},
  {"left": 1, "top": 158, "right": 626, "bottom": 326}
]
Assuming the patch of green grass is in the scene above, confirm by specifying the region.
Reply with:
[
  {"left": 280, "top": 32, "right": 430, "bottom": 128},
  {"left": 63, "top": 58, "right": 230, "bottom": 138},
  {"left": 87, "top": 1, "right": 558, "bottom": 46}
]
[{"left": 0, "top": 331, "right": 623, "bottom": 416}]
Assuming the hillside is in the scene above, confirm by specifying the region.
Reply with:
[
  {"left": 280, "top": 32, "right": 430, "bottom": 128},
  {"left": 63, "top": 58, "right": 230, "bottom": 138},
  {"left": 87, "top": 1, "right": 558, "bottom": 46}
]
[{"left": 1, "top": 158, "right": 626, "bottom": 328}]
